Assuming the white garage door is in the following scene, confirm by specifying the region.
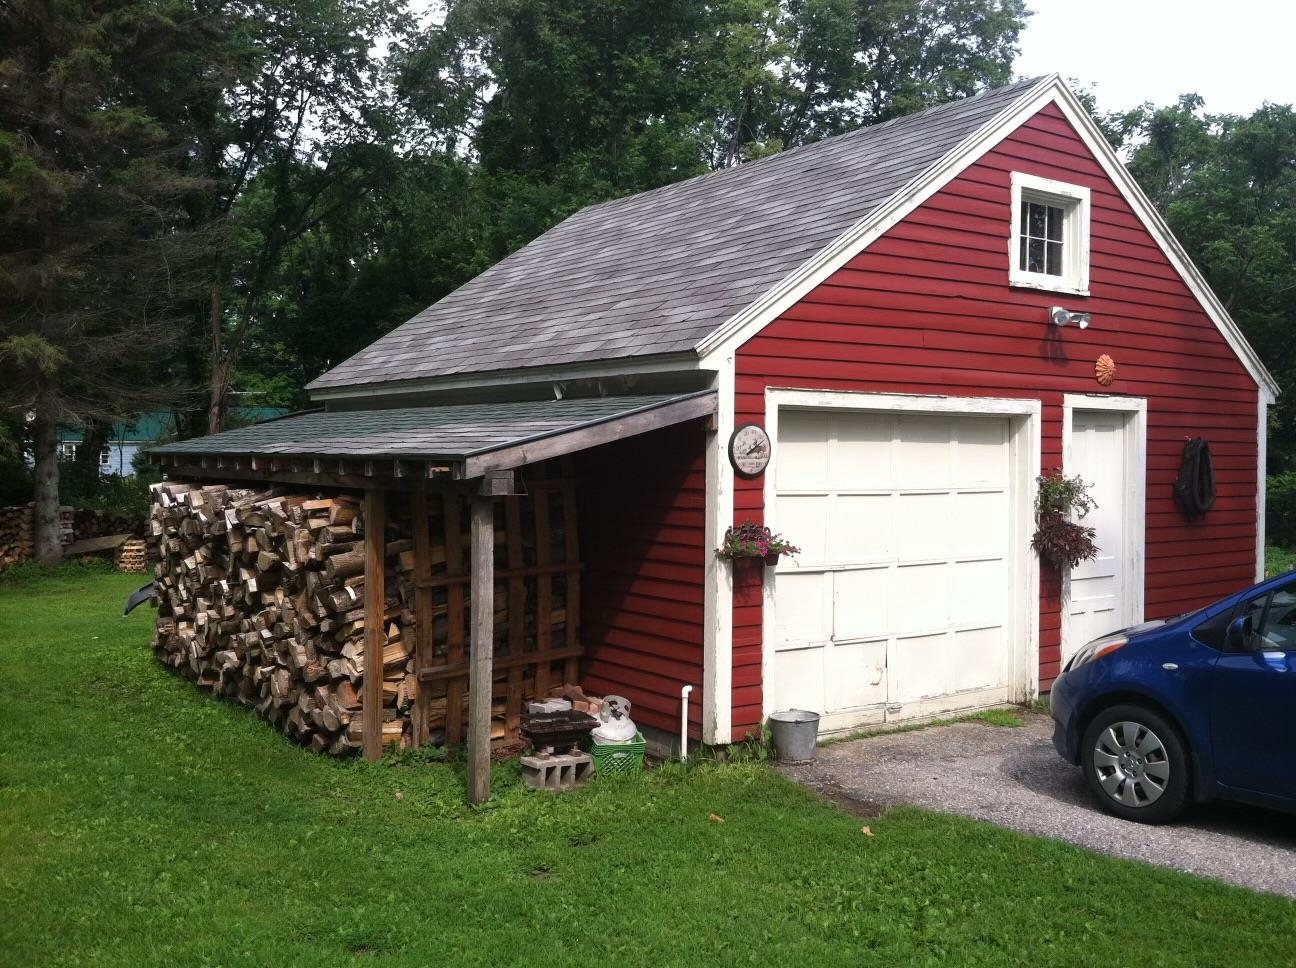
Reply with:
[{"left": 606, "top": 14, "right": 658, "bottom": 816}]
[{"left": 771, "top": 409, "right": 1016, "bottom": 731}]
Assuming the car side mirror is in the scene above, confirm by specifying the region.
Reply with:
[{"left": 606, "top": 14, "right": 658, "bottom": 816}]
[{"left": 1226, "top": 614, "right": 1254, "bottom": 651}]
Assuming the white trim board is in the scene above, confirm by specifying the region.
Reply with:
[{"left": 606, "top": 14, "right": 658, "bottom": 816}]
[
  {"left": 1060, "top": 394, "right": 1147, "bottom": 660},
  {"left": 695, "top": 76, "right": 1277, "bottom": 403},
  {"left": 702, "top": 357, "right": 736, "bottom": 745},
  {"left": 760, "top": 389, "right": 1042, "bottom": 722},
  {"left": 1257, "top": 395, "right": 1270, "bottom": 583}
]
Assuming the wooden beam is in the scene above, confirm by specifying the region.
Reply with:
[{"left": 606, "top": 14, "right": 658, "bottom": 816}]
[
  {"left": 362, "top": 488, "right": 386, "bottom": 762},
  {"left": 468, "top": 494, "right": 495, "bottom": 806},
  {"left": 459, "top": 391, "right": 717, "bottom": 478},
  {"left": 417, "top": 645, "right": 584, "bottom": 683},
  {"left": 443, "top": 495, "right": 466, "bottom": 750},
  {"left": 409, "top": 490, "right": 434, "bottom": 747},
  {"left": 157, "top": 462, "right": 465, "bottom": 492}
]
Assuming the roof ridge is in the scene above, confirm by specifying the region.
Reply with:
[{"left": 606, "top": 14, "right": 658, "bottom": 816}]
[{"left": 573, "top": 76, "right": 1048, "bottom": 220}]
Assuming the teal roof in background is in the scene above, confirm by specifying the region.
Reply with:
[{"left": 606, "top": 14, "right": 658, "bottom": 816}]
[{"left": 59, "top": 408, "right": 289, "bottom": 444}]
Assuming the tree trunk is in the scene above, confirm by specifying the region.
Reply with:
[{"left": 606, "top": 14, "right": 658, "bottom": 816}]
[
  {"left": 208, "top": 356, "right": 231, "bottom": 436},
  {"left": 31, "top": 411, "right": 62, "bottom": 568},
  {"left": 74, "top": 420, "right": 109, "bottom": 480},
  {"left": 207, "top": 264, "right": 228, "bottom": 436}
]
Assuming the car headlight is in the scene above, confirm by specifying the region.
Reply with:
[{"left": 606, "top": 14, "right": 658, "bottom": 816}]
[{"left": 1067, "top": 632, "right": 1128, "bottom": 671}]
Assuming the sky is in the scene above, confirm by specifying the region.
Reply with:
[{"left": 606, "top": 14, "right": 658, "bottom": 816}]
[{"left": 1015, "top": 0, "right": 1295, "bottom": 116}]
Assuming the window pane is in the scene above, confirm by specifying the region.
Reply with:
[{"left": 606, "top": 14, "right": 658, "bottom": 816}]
[
  {"left": 1262, "top": 588, "right": 1296, "bottom": 650},
  {"left": 1046, "top": 241, "right": 1063, "bottom": 275},
  {"left": 1047, "top": 205, "right": 1064, "bottom": 241},
  {"left": 1027, "top": 203, "right": 1046, "bottom": 237},
  {"left": 1018, "top": 237, "right": 1029, "bottom": 272},
  {"left": 1028, "top": 238, "right": 1045, "bottom": 273},
  {"left": 1193, "top": 608, "right": 1232, "bottom": 650}
]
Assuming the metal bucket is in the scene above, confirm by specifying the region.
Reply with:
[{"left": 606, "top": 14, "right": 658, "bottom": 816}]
[{"left": 768, "top": 709, "right": 821, "bottom": 763}]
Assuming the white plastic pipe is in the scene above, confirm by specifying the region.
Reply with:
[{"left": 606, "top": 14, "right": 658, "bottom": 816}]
[{"left": 680, "top": 684, "right": 694, "bottom": 761}]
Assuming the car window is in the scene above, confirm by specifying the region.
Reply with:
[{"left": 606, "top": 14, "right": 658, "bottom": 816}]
[
  {"left": 1192, "top": 608, "right": 1233, "bottom": 650},
  {"left": 1260, "top": 588, "right": 1296, "bottom": 651},
  {"left": 1216, "top": 579, "right": 1296, "bottom": 653}
]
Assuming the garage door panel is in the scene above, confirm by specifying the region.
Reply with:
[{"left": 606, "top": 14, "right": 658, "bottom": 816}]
[
  {"left": 777, "top": 412, "right": 830, "bottom": 488},
  {"left": 888, "top": 632, "right": 948, "bottom": 702},
  {"left": 893, "top": 493, "right": 952, "bottom": 561},
  {"left": 892, "top": 562, "right": 950, "bottom": 633},
  {"left": 826, "top": 639, "right": 887, "bottom": 711},
  {"left": 894, "top": 416, "right": 952, "bottom": 487},
  {"left": 954, "top": 418, "right": 1009, "bottom": 484},
  {"left": 832, "top": 412, "right": 894, "bottom": 489},
  {"left": 772, "top": 571, "right": 831, "bottom": 649},
  {"left": 949, "top": 627, "right": 1008, "bottom": 694},
  {"left": 833, "top": 567, "right": 890, "bottom": 640},
  {"left": 778, "top": 494, "right": 830, "bottom": 562},
  {"left": 953, "top": 491, "right": 1009, "bottom": 558},
  {"left": 832, "top": 494, "right": 892, "bottom": 561},
  {"left": 772, "top": 648, "right": 824, "bottom": 714},
  {"left": 950, "top": 559, "right": 1008, "bottom": 628}
]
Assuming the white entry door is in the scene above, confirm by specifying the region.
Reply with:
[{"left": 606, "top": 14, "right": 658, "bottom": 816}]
[
  {"left": 1065, "top": 409, "right": 1134, "bottom": 659},
  {"left": 770, "top": 409, "right": 1016, "bottom": 731}
]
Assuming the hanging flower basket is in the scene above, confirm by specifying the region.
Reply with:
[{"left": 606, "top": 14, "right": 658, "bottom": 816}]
[
  {"left": 1031, "top": 470, "right": 1099, "bottom": 569},
  {"left": 717, "top": 522, "right": 800, "bottom": 564}
]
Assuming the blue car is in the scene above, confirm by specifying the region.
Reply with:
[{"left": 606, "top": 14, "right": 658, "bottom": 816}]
[{"left": 1051, "top": 571, "right": 1296, "bottom": 823}]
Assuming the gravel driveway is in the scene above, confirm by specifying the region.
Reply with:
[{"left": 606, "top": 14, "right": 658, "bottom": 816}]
[{"left": 780, "top": 713, "right": 1296, "bottom": 899}]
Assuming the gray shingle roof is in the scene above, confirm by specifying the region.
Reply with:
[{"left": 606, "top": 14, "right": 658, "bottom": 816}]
[
  {"left": 308, "top": 78, "right": 1045, "bottom": 395},
  {"left": 151, "top": 393, "right": 713, "bottom": 461}
]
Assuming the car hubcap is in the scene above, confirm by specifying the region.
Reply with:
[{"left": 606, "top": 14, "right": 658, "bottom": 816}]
[{"left": 1092, "top": 721, "right": 1170, "bottom": 808}]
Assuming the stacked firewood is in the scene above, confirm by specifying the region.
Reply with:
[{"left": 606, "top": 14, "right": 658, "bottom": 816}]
[
  {"left": 147, "top": 479, "right": 577, "bottom": 754},
  {"left": 0, "top": 505, "right": 33, "bottom": 570},
  {"left": 0, "top": 504, "right": 75, "bottom": 571},
  {"left": 115, "top": 538, "right": 149, "bottom": 573},
  {"left": 74, "top": 507, "right": 146, "bottom": 540},
  {"left": 149, "top": 482, "right": 401, "bottom": 754}
]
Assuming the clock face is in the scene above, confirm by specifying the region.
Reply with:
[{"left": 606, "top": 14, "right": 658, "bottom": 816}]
[{"left": 729, "top": 423, "right": 771, "bottom": 478}]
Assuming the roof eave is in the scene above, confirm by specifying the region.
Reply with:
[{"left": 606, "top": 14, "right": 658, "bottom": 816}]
[{"left": 306, "top": 351, "right": 704, "bottom": 402}]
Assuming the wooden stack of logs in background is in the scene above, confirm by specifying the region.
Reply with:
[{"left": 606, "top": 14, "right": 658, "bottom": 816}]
[
  {"left": 0, "top": 505, "right": 75, "bottom": 571},
  {"left": 73, "top": 508, "right": 146, "bottom": 540},
  {"left": 148, "top": 472, "right": 581, "bottom": 755}
]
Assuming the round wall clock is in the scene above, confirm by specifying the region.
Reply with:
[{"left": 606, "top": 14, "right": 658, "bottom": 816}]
[{"left": 729, "top": 423, "right": 772, "bottom": 478}]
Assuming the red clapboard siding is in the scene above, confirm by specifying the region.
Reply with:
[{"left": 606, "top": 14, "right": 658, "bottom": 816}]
[
  {"left": 576, "top": 420, "right": 708, "bottom": 738},
  {"left": 729, "top": 102, "right": 1259, "bottom": 735}
]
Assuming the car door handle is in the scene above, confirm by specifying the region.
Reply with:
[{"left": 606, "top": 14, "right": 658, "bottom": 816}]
[{"left": 1161, "top": 663, "right": 1179, "bottom": 671}]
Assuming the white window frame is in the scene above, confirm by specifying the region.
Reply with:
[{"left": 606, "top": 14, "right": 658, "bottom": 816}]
[{"left": 1009, "top": 172, "right": 1091, "bottom": 296}]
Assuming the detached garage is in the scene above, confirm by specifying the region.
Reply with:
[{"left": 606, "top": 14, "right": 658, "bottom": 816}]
[{"left": 154, "top": 74, "right": 1276, "bottom": 764}]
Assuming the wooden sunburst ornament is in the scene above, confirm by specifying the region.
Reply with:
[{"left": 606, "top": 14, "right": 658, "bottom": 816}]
[{"left": 1095, "top": 354, "right": 1116, "bottom": 387}]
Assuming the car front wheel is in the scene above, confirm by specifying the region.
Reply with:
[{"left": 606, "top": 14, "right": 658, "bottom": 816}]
[{"left": 1080, "top": 704, "right": 1190, "bottom": 824}]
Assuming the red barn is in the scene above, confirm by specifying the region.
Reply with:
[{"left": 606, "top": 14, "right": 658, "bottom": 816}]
[{"left": 162, "top": 76, "right": 1276, "bottom": 753}]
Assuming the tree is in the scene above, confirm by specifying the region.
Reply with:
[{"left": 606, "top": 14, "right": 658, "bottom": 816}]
[
  {"left": 149, "top": 0, "right": 407, "bottom": 433},
  {"left": 396, "top": 0, "right": 1029, "bottom": 265},
  {"left": 0, "top": 0, "right": 209, "bottom": 564},
  {"left": 1121, "top": 99, "right": 1296, "bottom": 473}
]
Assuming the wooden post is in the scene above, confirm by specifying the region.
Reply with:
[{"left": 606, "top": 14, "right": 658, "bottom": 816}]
[
  {"left": 444, "top": 495, "right": 466, "bottom": 749},
  {"left": 410, "top": 490, "right": 434, "bottom": 747},
  {"left": 362, "top": 488, "right": 386, "bottom": 762},
  {"left": 467, "top": 494, "right": 495, "bottom": 805}
]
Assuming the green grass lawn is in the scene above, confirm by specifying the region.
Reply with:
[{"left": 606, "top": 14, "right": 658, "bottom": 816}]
[{"left": 2, "top": 567, "right": 1294, "bottom": 967}]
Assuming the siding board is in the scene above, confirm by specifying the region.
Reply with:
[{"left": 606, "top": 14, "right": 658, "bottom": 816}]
[{"left": 578, "top": 421, "right": 708, "bottom": 738}]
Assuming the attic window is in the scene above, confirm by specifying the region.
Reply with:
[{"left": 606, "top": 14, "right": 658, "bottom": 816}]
[{"left": 1009, "top": 173, "right": 1090, "bottom": 296}]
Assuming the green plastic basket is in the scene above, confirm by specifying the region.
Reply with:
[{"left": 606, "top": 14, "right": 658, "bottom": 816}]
[{"left": 591, "top": 732, "right": 646, "bottom": 774}]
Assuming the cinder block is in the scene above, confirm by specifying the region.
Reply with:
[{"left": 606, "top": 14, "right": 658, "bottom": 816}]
[{"left": 520, "top": 752, "right": 594, "bottom": 791}]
